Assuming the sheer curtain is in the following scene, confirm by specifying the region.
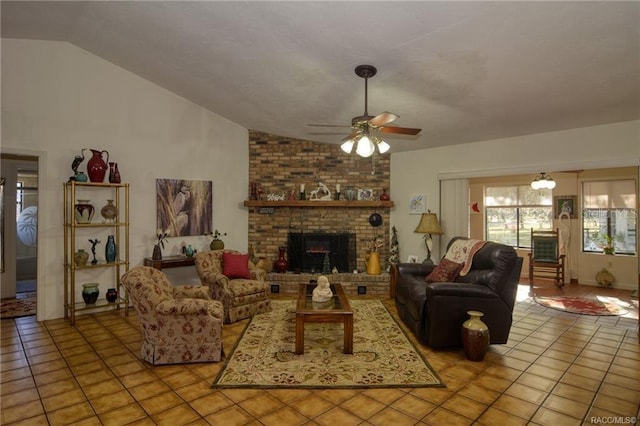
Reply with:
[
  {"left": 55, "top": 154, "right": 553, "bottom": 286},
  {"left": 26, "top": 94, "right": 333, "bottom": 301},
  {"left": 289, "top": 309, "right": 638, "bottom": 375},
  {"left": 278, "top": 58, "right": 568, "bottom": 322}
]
[{"left": 439, "top": 179, "right": 469, "bottom": 254}]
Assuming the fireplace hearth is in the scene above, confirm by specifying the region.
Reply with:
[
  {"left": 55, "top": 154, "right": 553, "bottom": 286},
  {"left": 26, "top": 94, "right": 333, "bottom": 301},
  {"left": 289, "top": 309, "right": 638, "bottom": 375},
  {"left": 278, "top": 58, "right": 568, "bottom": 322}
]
[{"left": 287, "top": 232, "right": 356, "bottom": 273}]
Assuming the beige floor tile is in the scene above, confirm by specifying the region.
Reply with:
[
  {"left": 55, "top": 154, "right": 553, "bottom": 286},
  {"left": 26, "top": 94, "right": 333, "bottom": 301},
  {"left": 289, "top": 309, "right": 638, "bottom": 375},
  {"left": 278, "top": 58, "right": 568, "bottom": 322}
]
[
  {"left": 389, "top": 393, "right": 435, "bottom": 420},
  {"left": 592, "top": 393, "right": 638, "bottom": 416},
  {"left": 151, "top": 403, "right": 201, "bottom": 424},
  {"left": 42, "top": 388, "right": 88, "bottom": 412},
  {"left": 1, "top": 387, "right": 41, "bottom": 409},
  {"left": 47, "top": 401, "right": 95, "bottom": 426},
  {"left": 204, "top": 405, "right": 257, "bottom": 425},
  {"left": 289, "top": 393, "right": 336, "bottom": 418},
  {"left": 504, "top": 382, "right": 548, "bottom": 405},
  {"left": 90, "top": 389, "right": 136, "bottom": 414},
  {"left": 442, "top": 394, "right": 487, "bottom": 420},
  {"left": 515, "top": 372, "right": 557, "bottom": 392},
  {"left": 422, "top": 407, "right": 474, "bottom": 426},
  {"left": 543, "top": 394, "right": 589, "bottom": 419},
  {"left": 99, "top": 403, "right": 149, "bottom": 426},
  {"left": 239, "top": 392, "right": 284, "bottom": 418},
  {"left": 491, "top": 394, "right": 538, "bottom": 420},
  {"left": 531, "top": 407, "right": 582, "bottom": 426},
  {"left": 340, "top": 393, "right": 386, "bottom": 420},
  {"left": 366, "top": 406, "right": 418, "bottom": 426},
  {"left": 189, "top": 391, "right": 235, "bottom": 417},
  {"left": 0, "top": 399, "right": 45, "bottom": 424},
  {"left": 477, "top": 407, "right": 528, "bottom": 426},
  {"left": 551, "top": 382, "right": 596, "bottom": 403},
  {"left": 260, "top": 406, "right": 310, "bottom": 426}
]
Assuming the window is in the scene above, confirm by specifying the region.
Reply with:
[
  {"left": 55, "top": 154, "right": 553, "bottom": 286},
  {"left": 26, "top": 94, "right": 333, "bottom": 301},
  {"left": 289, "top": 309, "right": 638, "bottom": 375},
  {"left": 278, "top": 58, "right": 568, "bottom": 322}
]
[
  {"left": 485, "top": 185, "right": 553, "bottom": 248},
  {"left": 582, "top": 179, "right": 636, "bottom": 255}
]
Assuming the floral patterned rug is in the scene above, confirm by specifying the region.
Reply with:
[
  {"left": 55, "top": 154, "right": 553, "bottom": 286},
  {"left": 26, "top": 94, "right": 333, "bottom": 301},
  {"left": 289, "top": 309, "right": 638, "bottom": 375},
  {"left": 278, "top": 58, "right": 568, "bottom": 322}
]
[
  {"left": 535, "top": 296, "right": 628, "bottom": 315},
  {"left": 212, "top": 300, "right": 443, "bottom": 389},
  {"left": 1, "top": 296, "right": 36, "bottom": 319}
]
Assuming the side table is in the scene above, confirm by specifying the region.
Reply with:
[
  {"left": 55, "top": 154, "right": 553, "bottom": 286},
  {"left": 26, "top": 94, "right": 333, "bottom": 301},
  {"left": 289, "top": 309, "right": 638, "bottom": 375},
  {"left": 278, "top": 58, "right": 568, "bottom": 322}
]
[{"left": 144, "top": 256, "right": 195, "bottom": 270}]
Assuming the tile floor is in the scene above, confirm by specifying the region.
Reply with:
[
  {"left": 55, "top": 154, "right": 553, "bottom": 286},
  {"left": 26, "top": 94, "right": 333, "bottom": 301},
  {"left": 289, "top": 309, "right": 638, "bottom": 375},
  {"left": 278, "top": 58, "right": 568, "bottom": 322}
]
[{"left": 1, "top": 283, "right": 638, "bottom": 425}]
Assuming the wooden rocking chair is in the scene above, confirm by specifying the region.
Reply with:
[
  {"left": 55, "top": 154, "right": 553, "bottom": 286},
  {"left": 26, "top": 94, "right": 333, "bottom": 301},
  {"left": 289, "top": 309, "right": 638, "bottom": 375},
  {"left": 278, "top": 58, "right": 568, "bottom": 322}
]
[{"left": 528, "top": 228, "right": 565, "bottom": 289}]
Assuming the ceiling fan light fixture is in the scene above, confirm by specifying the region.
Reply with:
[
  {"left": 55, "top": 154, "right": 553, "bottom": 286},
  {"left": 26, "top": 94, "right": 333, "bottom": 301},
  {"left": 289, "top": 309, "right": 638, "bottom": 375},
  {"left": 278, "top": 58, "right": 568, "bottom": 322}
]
[
  {"left": 341, "top": 139, "right": 355, "bottom": 154},
  {"left": 356, "top": 135, "right": 375, "bottom": 157},
  {"left": 377, "top": 139, "right": 390, "bottom": 154}
]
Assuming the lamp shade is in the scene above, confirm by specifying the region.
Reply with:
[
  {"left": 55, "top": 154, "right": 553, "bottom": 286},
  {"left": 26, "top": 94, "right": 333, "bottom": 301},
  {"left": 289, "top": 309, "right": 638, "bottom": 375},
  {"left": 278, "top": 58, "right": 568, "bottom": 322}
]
[{"left": 414, "top": 212, "right": 443, "bottom": 235}]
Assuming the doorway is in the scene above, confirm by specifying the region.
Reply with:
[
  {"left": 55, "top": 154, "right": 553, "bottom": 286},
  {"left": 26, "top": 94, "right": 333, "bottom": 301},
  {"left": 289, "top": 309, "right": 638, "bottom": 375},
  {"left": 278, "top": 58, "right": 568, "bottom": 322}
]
[{"left": 1, "top": 154, "right": 38, "bottom": 317}]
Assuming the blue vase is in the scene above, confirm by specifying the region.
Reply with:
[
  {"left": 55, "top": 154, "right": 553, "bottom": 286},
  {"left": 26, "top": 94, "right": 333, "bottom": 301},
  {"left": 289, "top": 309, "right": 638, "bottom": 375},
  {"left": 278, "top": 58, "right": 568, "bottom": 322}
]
[
  {"left": 82, "top": 283, "right": 100, "bottom": 305},
  {"left": 105, "top": 235, "right": 117, "bottom": 263}
]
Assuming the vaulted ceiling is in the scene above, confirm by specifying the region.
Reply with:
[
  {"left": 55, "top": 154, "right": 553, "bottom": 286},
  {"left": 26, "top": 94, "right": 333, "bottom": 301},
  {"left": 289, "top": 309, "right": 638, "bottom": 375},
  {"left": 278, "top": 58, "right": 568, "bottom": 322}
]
[{"left": 2, "top": 1, "right": 639, "bottom": 153}]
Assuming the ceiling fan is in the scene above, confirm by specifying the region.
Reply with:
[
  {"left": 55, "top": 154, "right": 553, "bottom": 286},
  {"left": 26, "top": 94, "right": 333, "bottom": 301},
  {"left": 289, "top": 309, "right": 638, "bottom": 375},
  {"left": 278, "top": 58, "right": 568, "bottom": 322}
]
[{"left": 309, "top": 65, "right": 421, "bottom": 157}]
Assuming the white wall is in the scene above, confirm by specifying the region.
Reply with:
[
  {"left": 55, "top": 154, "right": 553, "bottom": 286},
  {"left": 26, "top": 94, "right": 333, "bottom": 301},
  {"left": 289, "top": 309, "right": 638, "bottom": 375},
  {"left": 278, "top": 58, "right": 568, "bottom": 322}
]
[
  {"left": 391, "top": 120, "right": 640, "bottom": 289},
  {"left": 1, "top": 39, "right": 249, "bottom": 320}
]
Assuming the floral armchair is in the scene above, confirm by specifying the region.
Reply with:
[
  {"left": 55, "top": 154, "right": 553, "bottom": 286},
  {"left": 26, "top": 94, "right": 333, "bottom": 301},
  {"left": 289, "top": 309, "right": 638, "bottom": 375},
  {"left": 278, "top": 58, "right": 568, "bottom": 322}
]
[
  {"left": 194, "top": 250, "right": 271, "bottom": 323},
  {"left": 121, "top": 266, "right": 224, "bottom": 365}
]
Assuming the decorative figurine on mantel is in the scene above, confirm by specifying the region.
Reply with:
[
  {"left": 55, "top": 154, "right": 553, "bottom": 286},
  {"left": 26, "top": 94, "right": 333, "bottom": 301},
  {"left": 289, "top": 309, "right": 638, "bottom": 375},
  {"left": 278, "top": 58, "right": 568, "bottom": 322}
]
[
  {"left": 312, "top": 275, "right": 333, "bottom": 303},
  {"left": 69, "top": 149, "right": 88, "bottom": 182},
  {"left": 309, "top": 182, "right": 332, "bottom": 201}
]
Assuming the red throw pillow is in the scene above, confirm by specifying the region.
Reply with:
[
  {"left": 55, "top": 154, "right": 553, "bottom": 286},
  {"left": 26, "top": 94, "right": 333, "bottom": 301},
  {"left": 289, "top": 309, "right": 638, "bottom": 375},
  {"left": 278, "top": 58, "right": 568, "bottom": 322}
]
[
  {"left": 425, "top": 258, "right": 464, "bottom": 283},
  {"left": 222, "top": 252, "right": 251, "bottom": 279}
]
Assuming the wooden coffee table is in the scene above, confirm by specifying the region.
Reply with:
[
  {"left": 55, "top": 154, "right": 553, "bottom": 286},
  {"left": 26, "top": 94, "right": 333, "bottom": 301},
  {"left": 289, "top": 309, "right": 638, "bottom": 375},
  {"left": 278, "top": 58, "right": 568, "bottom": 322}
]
[{"left": 295, "top": 282, "right": 353, "bottom": 355}]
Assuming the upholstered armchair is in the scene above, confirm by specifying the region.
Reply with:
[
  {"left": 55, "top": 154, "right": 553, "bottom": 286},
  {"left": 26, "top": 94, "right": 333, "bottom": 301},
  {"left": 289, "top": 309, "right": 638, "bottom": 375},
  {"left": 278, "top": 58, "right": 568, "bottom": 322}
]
[
  {"left": 121, "top": 266, "right": 224, "bottom": 365},
  {"left": 195, "top": 250, "right": 271, "bottom": 323}
]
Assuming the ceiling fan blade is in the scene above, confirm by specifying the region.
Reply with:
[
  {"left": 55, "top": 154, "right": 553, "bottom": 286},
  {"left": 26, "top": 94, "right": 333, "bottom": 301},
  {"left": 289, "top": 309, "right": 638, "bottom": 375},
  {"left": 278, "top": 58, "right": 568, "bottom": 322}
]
[
  {"left": 368, "top": 111, "right": 399, "bottom": 127},
  {"left": 342, "top": 131, "right": 361, "bottom": 142},
  {"left": 308, "top": 124, "right": 352, "bottom": 128},
  {"left": 379, "top": 126, "right": 422, "bottom": 136}
]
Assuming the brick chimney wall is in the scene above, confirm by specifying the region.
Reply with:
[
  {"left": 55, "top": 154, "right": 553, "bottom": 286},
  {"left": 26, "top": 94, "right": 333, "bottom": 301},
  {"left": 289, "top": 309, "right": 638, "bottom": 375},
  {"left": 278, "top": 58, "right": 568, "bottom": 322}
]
[{"left": 248, "top": 130, "right": 392, "bottom": 272}]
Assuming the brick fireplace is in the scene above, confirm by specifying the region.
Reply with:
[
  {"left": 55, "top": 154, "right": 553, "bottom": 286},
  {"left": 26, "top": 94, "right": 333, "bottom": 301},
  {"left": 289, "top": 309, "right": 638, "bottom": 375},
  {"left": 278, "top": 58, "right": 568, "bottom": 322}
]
[{"left": 247, "top": 130, "right": 392, "bottom": 274}]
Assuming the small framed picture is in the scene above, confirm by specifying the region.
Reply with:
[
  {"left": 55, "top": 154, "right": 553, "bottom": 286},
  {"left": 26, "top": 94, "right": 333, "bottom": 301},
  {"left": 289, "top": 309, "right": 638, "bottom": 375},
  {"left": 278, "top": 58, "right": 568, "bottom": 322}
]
[
  {"left": 407, "top": 255, "right": 418, "bottom": 263},
  {"left": 357, "top": 188, "right": 373, "bottom": 201},
  {"left": 554, "top": 195, "right": 577, "bottom": 219},
  {"left": 409, "top": 193, "right": 426, "bottom": 214}
]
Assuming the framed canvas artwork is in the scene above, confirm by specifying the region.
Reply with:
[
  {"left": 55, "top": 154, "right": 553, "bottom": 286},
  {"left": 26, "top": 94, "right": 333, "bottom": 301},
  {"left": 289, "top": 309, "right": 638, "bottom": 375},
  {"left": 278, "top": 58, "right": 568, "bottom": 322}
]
[{"left": 156, "top": 179, "right": 212, "bottom": 237}]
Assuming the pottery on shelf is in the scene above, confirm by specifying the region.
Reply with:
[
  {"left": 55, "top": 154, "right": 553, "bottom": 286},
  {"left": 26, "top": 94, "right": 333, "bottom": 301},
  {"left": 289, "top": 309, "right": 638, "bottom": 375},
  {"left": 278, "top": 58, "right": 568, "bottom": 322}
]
[
  {"left": 82, "top": 283, "right": 100, "bottom": 305},
  {"left": 105, "top": 235, "right": 117, "bottom": 263},
  {"left": 379, "top": 188, "right": 390, "bottom": 201},
  {"left": 344, "top": 188, "right": 357, "bottom": 201},
  {"left": 74, "top": 200, "right": 95, "bottom": 224},
  {"left": 105, "top": 288, "right": 118, "bottom": 303},
  {"left": 87, "top": 149, "right": 109, "bottom": 183},
  {"left": 100, "top": 200, "right": 117, "bottom": 223},
  {"left": 74, "top": 249, "right": 89, "bottom": 267},
  {"left": 108, "top": 162, "right": 121, "bottom": 184},
  {"left": 461, "top": 311, "right": 490, "bottom": 362}
]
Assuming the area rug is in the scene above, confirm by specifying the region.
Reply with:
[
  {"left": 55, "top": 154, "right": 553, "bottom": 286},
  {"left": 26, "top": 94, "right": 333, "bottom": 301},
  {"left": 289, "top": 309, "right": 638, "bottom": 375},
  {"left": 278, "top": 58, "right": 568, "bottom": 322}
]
[
  {"left": 534, "top": 296, "right": 628, "bottom": 316},
  {"left": 1, "top": 297, "right": 36, "bottom": 319},
  {"left": 212, "top": 300, "right": 444, "bottom": 389}
]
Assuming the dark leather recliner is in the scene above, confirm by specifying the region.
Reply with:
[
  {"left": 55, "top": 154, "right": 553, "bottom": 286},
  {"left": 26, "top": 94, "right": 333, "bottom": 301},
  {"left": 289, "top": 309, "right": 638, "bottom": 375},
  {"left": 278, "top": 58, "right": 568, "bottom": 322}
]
[{"left": 394, "top": 237, "right": 523, "bottom": 348}]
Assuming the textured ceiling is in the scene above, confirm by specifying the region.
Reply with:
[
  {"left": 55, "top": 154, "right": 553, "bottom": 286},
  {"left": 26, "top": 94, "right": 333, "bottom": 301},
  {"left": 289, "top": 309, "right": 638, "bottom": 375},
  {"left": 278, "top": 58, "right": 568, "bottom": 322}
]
[{"left": 2, "top": 1, "right": 639, "bottom": 153}]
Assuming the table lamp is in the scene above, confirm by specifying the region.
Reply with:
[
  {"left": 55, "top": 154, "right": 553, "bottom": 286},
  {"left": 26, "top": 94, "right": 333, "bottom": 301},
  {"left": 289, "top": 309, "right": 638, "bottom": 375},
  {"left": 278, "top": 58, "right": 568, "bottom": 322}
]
[{"left": 414, "top": 211, "right": 444, "bottom": 264}]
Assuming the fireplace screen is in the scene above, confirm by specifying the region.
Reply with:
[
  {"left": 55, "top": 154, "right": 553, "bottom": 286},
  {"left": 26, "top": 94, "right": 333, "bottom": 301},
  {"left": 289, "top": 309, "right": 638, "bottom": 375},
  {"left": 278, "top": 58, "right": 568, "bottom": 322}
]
[{"left": 287, "top": 232, "right": 356, "bottom": 273}]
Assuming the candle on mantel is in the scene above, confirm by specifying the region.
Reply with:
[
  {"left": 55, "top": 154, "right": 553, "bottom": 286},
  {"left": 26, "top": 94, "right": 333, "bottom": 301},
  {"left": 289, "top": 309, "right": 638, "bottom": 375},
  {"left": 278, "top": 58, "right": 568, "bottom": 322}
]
[
  {"left": 300, "top": 184, "right": 305, "bottom": 192},
  {"left": 336, "top": 184, "right": 341, "bottom": 193}
]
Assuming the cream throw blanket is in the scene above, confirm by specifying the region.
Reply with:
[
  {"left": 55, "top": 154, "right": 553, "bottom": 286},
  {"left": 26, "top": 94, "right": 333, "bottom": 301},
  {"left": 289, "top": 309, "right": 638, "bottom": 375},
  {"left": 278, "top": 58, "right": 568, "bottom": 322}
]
[{"left": 444, "top": 239, "right": 487, "bottom": 276}]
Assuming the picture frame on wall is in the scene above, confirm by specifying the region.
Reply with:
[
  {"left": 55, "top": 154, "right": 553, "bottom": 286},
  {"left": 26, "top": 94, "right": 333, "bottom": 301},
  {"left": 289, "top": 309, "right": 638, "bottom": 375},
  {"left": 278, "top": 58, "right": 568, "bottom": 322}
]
[
  {"left": 156, "top": 178, "right": 213, "bottom": 237},
  {"left": 409, "top": 193, "right": 426, "bottom": 215},
  {"left": 553, "top": 195, "right": 577, "bottom": 219}
]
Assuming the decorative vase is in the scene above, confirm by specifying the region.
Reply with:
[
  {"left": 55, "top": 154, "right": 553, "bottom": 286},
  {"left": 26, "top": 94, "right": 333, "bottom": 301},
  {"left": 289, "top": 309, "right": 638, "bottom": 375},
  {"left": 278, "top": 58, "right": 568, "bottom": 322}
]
[
  {"left": 462, "top": 311, "right": 490, "bottom": 362},
  {"left": 366, "top": 252, "right": 381, "bottom": 275},
  {"left": 273, "top": 246, "right": 288, "bottom": 273},
  {"left": 74, "top": 200, "right": 95, "bottom": 224},
  {"left": 100, "top": 200, "right": 117, "bottom": 223},
  {"left": 105, "top": 288, "right": 118, "bottom": 303},
  {"left": 210, "top": 239, "right": 225, "bottom": 250},
  {"left": 82, "top": 283, "right": 100, "bottom": 305},
  {"left": 75, "top": 172, "right": 88, "bottom": 182},
  {"left": 74, "top": 249, "right": 89, "bottom": 267},
  {"left": 86, "top": 149, "right": 109, "bottom": 183},
  {"left": 379, "top": 188, "right": 390, "bottom": 201},
  {"left": 105, "top": 235, "right": 117, "bottom": 263},
  {"left": 152, "top": 244, "right": 162, "bottom": 260},
  {"left": 108, "top": 162, "right": 121, "bottom": 184},
  {"left": 345, "top": 188, "right": 357, "bottom": 201},
  {"left": 184, "top": 244, "right": 195, "bottom": 257}
]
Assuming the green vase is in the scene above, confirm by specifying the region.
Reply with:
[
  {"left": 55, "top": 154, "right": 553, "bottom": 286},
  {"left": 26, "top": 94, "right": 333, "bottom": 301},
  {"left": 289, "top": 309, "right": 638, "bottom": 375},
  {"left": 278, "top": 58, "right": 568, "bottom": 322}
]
[{"left": 210, "top": 239, "right": 224, "bottom": 250}]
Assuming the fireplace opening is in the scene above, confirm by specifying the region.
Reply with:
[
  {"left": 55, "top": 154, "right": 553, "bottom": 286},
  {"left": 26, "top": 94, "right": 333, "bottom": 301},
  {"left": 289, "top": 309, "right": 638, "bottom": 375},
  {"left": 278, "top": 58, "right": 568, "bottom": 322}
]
[{"left": 287, "top": 232, "right": 356, "bottom": 273}]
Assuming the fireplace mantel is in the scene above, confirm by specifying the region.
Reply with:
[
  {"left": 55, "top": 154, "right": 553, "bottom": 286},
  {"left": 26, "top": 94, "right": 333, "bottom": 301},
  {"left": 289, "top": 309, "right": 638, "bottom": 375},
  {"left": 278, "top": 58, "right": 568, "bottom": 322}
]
[{"left": 244, "top": 200, "right": 394, "bottom": 208}]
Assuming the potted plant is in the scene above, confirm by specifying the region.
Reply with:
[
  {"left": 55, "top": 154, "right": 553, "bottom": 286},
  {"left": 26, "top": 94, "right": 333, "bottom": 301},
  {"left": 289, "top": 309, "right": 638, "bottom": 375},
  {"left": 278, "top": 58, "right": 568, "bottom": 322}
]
[
  {"left": 591, "top": 231, "right": 616, "bottom": 255},
  {"left": 209, "top": 229, "right": 227, "bottom": 250}
]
